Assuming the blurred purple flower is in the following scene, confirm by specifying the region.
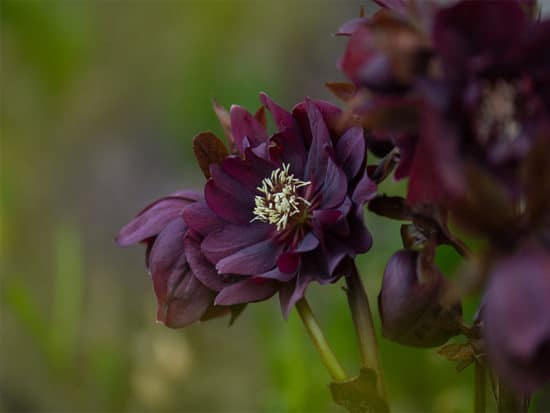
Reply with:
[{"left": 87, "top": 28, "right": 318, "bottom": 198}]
[
  {"left": 484, "top": 242, "right": 550, "bottom": 394},
  {"left": 338, "top": 0, "right": 550, "bottom": 206},
  {"left": 338, "top": 0, "right": 435, "bottom": 94},
  {"left": 419, "top": 0, "right": 550, "bottom": 202},
  {"left": 187, "top": 94, "right": 376, "bottom": 317},
  {"left": 116, "top": 191, "right": 230, "bottom": 328}
]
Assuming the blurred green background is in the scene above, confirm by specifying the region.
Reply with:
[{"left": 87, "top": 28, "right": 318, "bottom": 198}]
[{"left": 1, "top": 1, "right": 483, "bottom": 412}]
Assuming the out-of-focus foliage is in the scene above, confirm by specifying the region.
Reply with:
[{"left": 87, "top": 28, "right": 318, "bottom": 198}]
[{"left": 1, "top": 1, "right": 483, "bottom": 412}]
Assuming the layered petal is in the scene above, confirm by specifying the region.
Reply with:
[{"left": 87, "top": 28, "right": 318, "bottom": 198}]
[
  {"left": 230, "top": 104, "right": 268, "bottom": 154},
  {"left": 215, "top": 277, "right": 279, "bottom": 306},
  {"left": 116, "top": 192, "right": 200, "bottom": 246}
]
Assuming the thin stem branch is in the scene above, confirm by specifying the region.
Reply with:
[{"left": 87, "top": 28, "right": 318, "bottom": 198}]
[
  {"left": 295, "top": 297, "right": 347, "bottom": 382},
  {"left": 345, "top": 265, "right": 387, "bottom": 400},
  {"left": 496, "top": 378, "right": 529, "bottom": 413},
  {"left": 474, "top": 362, "right": 486, "bottom": 413}
]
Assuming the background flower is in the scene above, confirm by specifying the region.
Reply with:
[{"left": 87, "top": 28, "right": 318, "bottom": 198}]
[{"left": 483, "top": 243, "right": 550, "bottom": 394}]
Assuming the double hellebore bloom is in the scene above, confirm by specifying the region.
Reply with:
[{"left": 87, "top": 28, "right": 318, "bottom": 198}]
[
  {"left": 118, "top": 93, "right": 376, "bottom": 324},
  {"left": 189, "top": 94, "right": 376, "bottom": 317}
]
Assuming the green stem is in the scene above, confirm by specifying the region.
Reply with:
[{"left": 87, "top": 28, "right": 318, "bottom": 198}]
[
  {"left": 496, "top": 378, "right": 529, "bottom": 413},
  {"left": 345, "top": 265, "right": 387, "bottom": 399},
  {"left": 295, "top": 298, "right": 347, "bottom": 382},
  {"left": 474, "top": 362, "right": 486, "bottom": 413}
]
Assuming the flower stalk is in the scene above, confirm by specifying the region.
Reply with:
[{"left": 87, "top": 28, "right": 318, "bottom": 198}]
[
  {"left": 496, "top": 378, "right": 529, "bottom": 413},
  {"left": 345, "top": 264, "right": 387, "bottom": 399},
  {"left": 295, "top": 297, "right": 347, "bottom": 382},
  {"left": 474, "top": 362, "right": 486, "bottom": 413}
]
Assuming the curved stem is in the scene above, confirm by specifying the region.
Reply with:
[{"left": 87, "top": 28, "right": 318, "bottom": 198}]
[
  {"left": 474, "top": 362, "right": 486, "bottom": 413},
  {"left": 345, "top": 264, "right": 387, "bottom": 400},
  {"left": 295, "top": 297, "right": 347, "bottom": 382}
]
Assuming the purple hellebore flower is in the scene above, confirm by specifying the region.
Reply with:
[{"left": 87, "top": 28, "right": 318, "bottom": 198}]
[
  {"left": 484, "top": 242, "right": 550, "bottom": 394},
  {"left": 338, "top": 0, "right": 435, "bottom": 94},
  {"left": 185, "top": 94, "right": 377, "bottom": 317},
  {"left": 418, "top": 0, "right": 550, "bottom": 202},
  {"left": 338, "top": 0, "right": 550, "bottom": 206},
  {"left": 116, "top": 191, "right": 231, "bottom": 328},
  {"left": 378, "top": 249, "right": 462, "bottom": 347}
]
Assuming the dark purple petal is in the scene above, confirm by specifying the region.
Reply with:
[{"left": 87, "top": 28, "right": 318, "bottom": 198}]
[
  {"left": 269, "top": 129, "right": 306, "bottom": 178},
  {"left": 251, "top": 141, "right": 269, "bottom": 160},
  {"left": 304, "top": 109, "right": 331, "bottom": 188},
  {"left": 216, "top": 238, "right": 284, "bottom": 275},
  {"left": 394, "top": 134, "right": 417, "bottom": 180},
  {"left": 407, "top": 105, "right": 463, "bottom": 204},
  {"left": 347, "top": 207, "right": 373, "bottom": 253},
  {"left": 260, "top": 92, "right": 295, "bottom": 132},
  {"left": 320, "top": 157, "right": 348, "bottom": 209},
  {"left": 215, "top": 277, "right": 279, "bottom": 305},
  {"left": 230, "top": 105, "right": 268, "bottom": 154},
  {"left": 434, "top": 1, "right": 527, "bottom": 78},
  {"left": 324, "top": 234, "right": 352, "bottom": 275},
  {"left": 313, "top": 209, "right": 342, "bottom": 228},
  {"left": 201, "top": 222, "right": 272, "bottom": 264},
  {"left": 295, "top": 233, "right": 320, "bottom": 253},
  {"left": 183, "top": 235, "right": 225, "bottom": 291},
  {"left": 221, "top": 151, "right": 275, "bottom": 192},
  {"left": 293, "top": 99, "right": 342, "bottom": 146},
  {"left": 204, "top": 164, "right": 254, "bottom": 224},
  {"left": 182, "top": 201, "right": 224, "bottom": 237},
  {"left": 336, "top": 126, "right": 366, "bottom": 180},
  {"left": 161, "top": 275, "right": 214, "bottom": 328},
  {"left": 277, "top": 252, "right": 300, "bottom": 274},
  {"left": 352, "top": 170, "right": 378, "bottom": 205},
  {"left": 116, "top": 192, "right": 199, "bottom": 246},
  {"left": 279, "top": 272, "right": 315, "bottom": 319},
  {"left": 258, "top": 267, "right": 296, "bottom": 282},
  {"left": 149, "top": 217, "right": 188, "bottom": 303}
]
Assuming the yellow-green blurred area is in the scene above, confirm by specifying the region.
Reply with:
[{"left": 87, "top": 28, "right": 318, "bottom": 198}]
[{"left": 1, "top": 1, "right": 477, "bottom": 412}]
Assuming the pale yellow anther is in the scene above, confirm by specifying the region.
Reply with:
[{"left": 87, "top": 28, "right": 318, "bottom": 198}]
[{"left": 251, "top": 163, "right": 310, "bottom": 231}]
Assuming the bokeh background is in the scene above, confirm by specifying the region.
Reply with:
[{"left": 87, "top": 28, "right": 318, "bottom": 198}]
[{"left": 3, "top": 1, "right": 541, "bottom": 412}]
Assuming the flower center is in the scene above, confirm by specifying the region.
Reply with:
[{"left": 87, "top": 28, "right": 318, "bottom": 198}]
[
  {"left": 251, "top": 163, "right": 311, "bottom": 231},
  {"left": 476, "top": 80, "right": 520, "bottom": 144}
]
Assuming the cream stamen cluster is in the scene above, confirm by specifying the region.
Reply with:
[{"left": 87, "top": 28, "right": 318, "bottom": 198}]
[
  {"left": 477, "top": 80, "right": 520, "bottom": 144},
  {"left": 252, "top": 164, "right": 311, "bottom": 231}
]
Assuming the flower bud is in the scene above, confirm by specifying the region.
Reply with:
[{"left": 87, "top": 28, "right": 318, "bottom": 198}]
[{"left": 378, "top": 249, "right": 462, "bottom": 347}]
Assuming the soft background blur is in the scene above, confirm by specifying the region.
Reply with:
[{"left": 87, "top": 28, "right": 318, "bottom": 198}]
[{"left": 0, "top": 1, "right": 518, "bottom": 412}]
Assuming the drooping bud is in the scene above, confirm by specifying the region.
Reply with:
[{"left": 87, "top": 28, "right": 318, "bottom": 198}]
[{"left": 378, "top": 249, "right": 462, "bottom": 347}]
